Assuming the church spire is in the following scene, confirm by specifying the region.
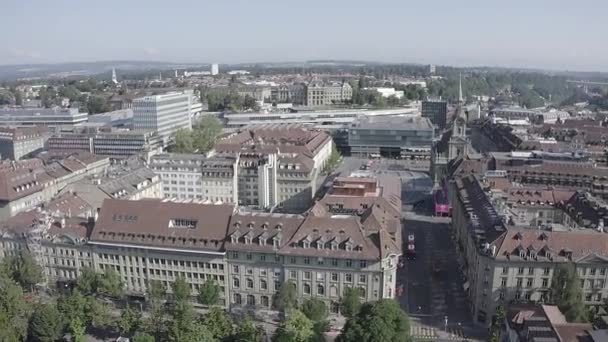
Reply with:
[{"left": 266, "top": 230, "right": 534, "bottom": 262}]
[{"left": 458, "top": 73, "right": 463, "bottom": 104}]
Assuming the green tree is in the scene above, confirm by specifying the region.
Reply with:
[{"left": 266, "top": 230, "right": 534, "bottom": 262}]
[
  {"left": 118, "top": 304, "right": 142, "bottom": 336},
  {"left": 75, "top": 267, "right": 99, "bottom": 295},
  {"left": 57, "top": 290, "right": 88, "bottom": 330},
  {"left": 1, "top": 250, "right": 43, "bottom": 291},
  {"left": 192, "top": 116, "right": 223, "bottom": 153},
  {"left": 172, "top": 276, "right": 191, "bottom": 303},
  {"left": 337, "top": 299, "right": 410, "bottom": 342},
  {"left": 40, "top": 87, "right": 57, "bottom": 108},
  {"left": 301, "top": 298, "right": 328, "bottom": 322},
  {"left": 272, "top": 309, "right": 315, "bottom": 342},
  {"left": 58, "top": 85, "right": 81, "bottom": 102},
  {"left": 173, "top": 128, "right": 194, "bottom": 153},
  {"left": 198, "top": 279, "right": 221, "bottom": 306},
  {"left": 489, "top": 306, "right": 505, "bottom": 342},
  {"left": 86, "top": 95, "right": 111, "bottom": 113},
  {"left": 14, "top": 90, "right": 23, "bottom": 106},
  {"left": 551, "top": 263, "right": 587, "bottom": 322},
  {"left": 0, "top": 274, "right": 31, "bottom": 341},
  {"left": 243, "top": 95, "right": 258, "bottom": 110},
  {"left": 168, "top": 277, "right": 197, "bottom": 342},
  {"left": 88, "top": 298, "right": 114, "bottom": 328},
  {"left": 324, "top": 144, "right": 341, "bottom": 173},
  {"left": 273, "top": 280, "right": 297, "bottom": 313},
  {"left": 98, "top": 268, "right": 123, "bottom": 298},
  {"left": 233, "top": 316, "right": 264, "bottom": 342},
  {"left": 340, "top": 287, "right": 362, "bottom": 318},
  {"left": 146, "top": 280, "right": 166, "bottom": 340},
  {"left": 387, "top": 95, "right": 400, "bottom": 107},
  {"left": 203, "top": 306, "right": 233, "bottom": 340},
  {"left": 132, "top": 332, "right": 156, "bottom": 342},
  {"left": 69, "top": 316, "right": 87, "bottom": 342},
  {"left": 29, "top": 304, "right": 63, "bottom": 342}
]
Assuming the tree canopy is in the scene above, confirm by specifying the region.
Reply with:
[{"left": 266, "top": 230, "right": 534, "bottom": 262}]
[
  {"left": 301, "top": 298, "right": 328, "bottom": 322},
  {"left": 273, "top": 280, "right": 298, "bottom": 313},
  {"left": 340, "top": 287, "right": 362, "bottom": 318},
  {"left": 28, "top": 304, "right": 63, "bottom": 342},
  {"left": 337, "top": 299, "right": 411, "bottom": 342},
  {"left": 172, "top": 116, "right": 223, "bottom": 153},
  {"left": 272, "top": 309, "right": 315, "bottom": 342},
  {"left": 551, "top": 263, "right": 587, "bottom": 322},
  {"left": 198, "top": 279, "right": 221, "bottom": 306},
  {"left": 0, "top": 250, "right": 43, "bottom": 291}
]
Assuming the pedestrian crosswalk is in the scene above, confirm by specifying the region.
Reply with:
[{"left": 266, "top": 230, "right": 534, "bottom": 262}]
[
  {"left": 410, "top": 325, "right": 467, "bottom": 341},
  {"left": 410, "top": 325, "right": 437, "bottom": 339}
]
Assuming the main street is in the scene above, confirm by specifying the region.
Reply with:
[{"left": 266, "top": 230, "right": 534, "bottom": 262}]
[{"left": 398, "top": 213, "right": 486, "bottom": 341}]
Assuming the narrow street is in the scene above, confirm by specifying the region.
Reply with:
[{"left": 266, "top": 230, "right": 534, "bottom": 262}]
[{"left": 398, "top": 213, "right": 486, "bottom": 341}]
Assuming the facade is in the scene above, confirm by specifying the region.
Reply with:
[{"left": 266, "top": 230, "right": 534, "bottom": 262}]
[
  {"left": 304, "top": 82, "right": 353, "bottom": 106},
  {"left": 449, "top": 173, "right": 608, "bottom": 326},
  {"left": 271, "top": 84, "right": 306, "bottom": 104},
  {"left": 421, "top": 100, "right": 448, "bottom": 129},
  {"left": 46, "top": 128, "right": 163, "bottom": 160},
  {"left": 132, "top": 92, "right": 192, "bottom": 144},
  {"left": 0, "top": 127, "right": 47, "bottom": 160},
  {"left": 150, "top": 153, "right": 239, "bottom": 203},
  {"left": 491, "top": 107, "right": 569, "bottom": 124},
  {"left": 0, "top": 107, "right": 88, "bottom": 126},
  {"left": 348, "top": 116, "right": 434, "bottom": 158},
  {"left": 237, "top": 86, "right": 271, "bottom": 102},
  {"left": 448, "top": 77, "right": 469, "bottom": 160},
  {"left": 215, "top": 125, "right": 333, "bottom": 211},
  {"left": 0, "top": 197, "right": 401, "bottom": 313}
]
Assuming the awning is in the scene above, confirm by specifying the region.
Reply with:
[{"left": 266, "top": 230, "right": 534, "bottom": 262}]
[{"left": 463, "top": 281, "right": 470, "bottom": 291}]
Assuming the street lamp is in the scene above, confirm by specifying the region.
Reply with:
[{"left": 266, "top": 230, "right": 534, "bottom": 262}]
[{"left": 444, "top": 316, "right": 448, "bottom": 332}]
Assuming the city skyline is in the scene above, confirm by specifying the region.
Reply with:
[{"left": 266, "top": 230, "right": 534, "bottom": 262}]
[{"left": 2, "top": 0, "right": 608, "bottom": 72}]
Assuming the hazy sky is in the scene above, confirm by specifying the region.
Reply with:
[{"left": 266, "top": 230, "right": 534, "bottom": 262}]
[{"left": 2, "top": 0, "right": 607, "bottom": 71}]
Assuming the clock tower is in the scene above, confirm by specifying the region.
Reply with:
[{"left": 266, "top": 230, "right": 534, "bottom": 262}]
[{"left": 448, "top": 74, "right": 468, "bottom": 160}]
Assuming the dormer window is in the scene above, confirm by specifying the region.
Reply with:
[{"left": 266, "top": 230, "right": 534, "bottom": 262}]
[
  {"left": 303, "top": 241, "right": 310, "bottom": 248},
  {"left": 259, "top": 237, "right": 266, "bottom": 246},
  {"left": 331, "top": 240, "right": 338, "bottom": 250},
  {"left": 345, "top": 240, "right": 353, "bottom": 252}
]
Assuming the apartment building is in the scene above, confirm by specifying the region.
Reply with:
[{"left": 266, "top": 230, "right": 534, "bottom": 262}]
[
  {"left": 0, "top": 197, "right": 401, "bottom": 313},
  {"left": 0, "top": 127, "right": 47, "bottom": 160},
  {"left": 270, "top": 84, "right": 306, "bottom": 104},
  {"left": 0, "top": 153, "right": 110, "bottom": 219},
  {"left": 449, "top": 174, "right": 608, "bottom": 326},
  {"left": 150, "top": 154, "right": 239, "bottom": 203},
  {"left": 132, "top": 92, "right": 192, "bottom": 144}
]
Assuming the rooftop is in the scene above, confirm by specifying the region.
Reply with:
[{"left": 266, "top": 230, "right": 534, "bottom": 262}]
[{"left": 350, "top": 116, "right": 433, "bottom": 130}]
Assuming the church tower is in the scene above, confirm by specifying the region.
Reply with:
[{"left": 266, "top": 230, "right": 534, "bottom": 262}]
[
  {"left": 111, "top": 68, "right": 118, "bottom": 84},
  {"left": 448, "top": 74, "right": 468, "bottom": 160}
]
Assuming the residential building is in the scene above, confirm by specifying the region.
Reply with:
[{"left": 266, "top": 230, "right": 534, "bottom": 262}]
[
  {"left": 449, "top": 173, "right": 608, "bottom": 326},
  {"left": 0, "top": 107, "right": 88, "bottom": 126},
  {"left": 348, "top": 116, "right": 434, "bottom": 158},
  {"left": 237, "top": 86, "right": 271, "bottom": 102},
  {"left": 0, "top": 127, "right": 47, "bottom": 160},
  {"left": 271, "top": 84, "right": 306, "bottom": 104},
  {"left": 0, "top": 153, "right": 110, "bottom": 219},
  {"left": 491, "top": 107, "right": 570, "bottom": 124},
  {"left": 504, "top": 304, "right": 593, "bottom": 342},
  {"left": 132, "top": 92, "right": 193, "bottom": 144},
  {"left": 421, "top": 99, "right": 448, "bottom": 129},
  {"left": 46, "top": 128, "right": 163, "bottom": 160}
]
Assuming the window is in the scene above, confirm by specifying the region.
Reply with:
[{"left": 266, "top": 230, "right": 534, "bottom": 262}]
[
  {"left": 261, "top": 295, "right": 270, "bottom": 307},
  {"left": 304, "top": 257, "right": 311, "bottom": 265},
  {"left": 360, "top": 260, "right": 367, "bottom": 268},
  {"left": 232, "top": 265, "right": 239, "bottom": 274},
  {"left": 331, "top": 259, "right": 338, "bottom": 267},
  {"left": 586, "top": 293, "right": 593, "bottom": 302},
  {"left": 331, "top": 273, "right": 338, "bottom": 282},
  {"left": 246, "top": 268, "right": 253, "bottom": 275},
  {"left": 591, "top": 268, "right": 597, "bottom": 276},
  {"left": 233, "top": 278, "right": 240, "bottom": 288},
  {"left": 304, "top": 271, "right": 311, "bottom": 280},
  {"left": 275, "top": 280, "right": 280, "bottom": 291},
  {"left": 317, "top": 284, "right": 325, "bottom": 295},
  {"left": 232, "top": 252, "right": 239, "bottom": 259},
  {"left": 501, "top": 278, "right": 507, "bottom": 287},
  {"left": 304, "top": 283, "right": 311, "bottom": 294},
  {"left": 290, "top": 257, "right": 296, "bottom": 264},
  {"left": 528, "top": 267, "right": 534, "bottom": 275},
  {"left": 543, "top": 267, "right": 550, "bottom": 275},
  {"left": 234, "top": 293, "right": 242, "bottom": 305},
  {"left": 345, "top": 274, "right": 353, "bottom": 283},
  {"left": 599, "top": 280, "right": 605, "bottom": 289},
  {"left": 515, "top": 292, "right": 522, "bottom": 300},
  {"left": 542, "top": 278, "right": 549, "bottom": 287},
  {"left": 260, "top": 254, "right": 266, "bottom": 261},
  {"left": 246, "top": 254, "right": 252, "bottom": 260},
  {"left": 247, "top": 295, "right": 255, "bottom": 306},
  {"left": 524, "top": 292, "right": 531, "bottom": 301},
  {"left": 517, "top": 267, "right": 524, "bottom": 275},
  {"left": 502, "top": 267, "right": 508, "bottom": 275},
  {"left": 596, "top": 293, "right": 602, "bottom": 302},
  {"left": 246, "top": 278, "right": 253, "bottom": 289},
  {"left": 499, "top": 291, "right": 505, "bottom": 300},
  {"left": 526, "top": 278, "right": 533, "bottom": 288},
  {"left": 346, "top": 259, "right": 353, "bottom": 267},
  {"left": 290, "top": 270, "right": 297, "bottom": 279},
  {"left": 516, "top": 278, "right": 523, "bottom": 287},
  {"left": 260, "top": 280, "right": 267, "bottom": 290},
  {"left": 601, "top": 268, "right": 606, "bottom": 276},
  {"left": 359, "top": 275, "right": 367, "bottom": 283}
]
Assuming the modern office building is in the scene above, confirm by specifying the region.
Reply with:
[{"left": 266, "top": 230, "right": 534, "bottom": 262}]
[
  {"left": 0, "top": 127, "right": 47, "bottom": 160},
  {"left": 132, "top": 92, "right": 192, "bottom": 144},
  {"left": 46, "top": 128, "right": 163, "bottom": 160},
  {"left": 0, "top": 107, "right": 88, "bottom": 127},
  {"left": 421, "top": 100, "right": 448, "bottom": 129},
  {"left": 348, "top": 116, "right": 434, "bottom": 158}
]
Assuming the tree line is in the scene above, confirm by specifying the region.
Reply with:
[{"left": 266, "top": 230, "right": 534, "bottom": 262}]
[{"left": 172, "top": 116, "right": 223, "bottom": 154}]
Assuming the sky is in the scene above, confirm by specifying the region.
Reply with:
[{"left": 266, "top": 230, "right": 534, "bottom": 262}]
[{"left": 1, "top": 0, "right": 608, "bottom": 71}]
